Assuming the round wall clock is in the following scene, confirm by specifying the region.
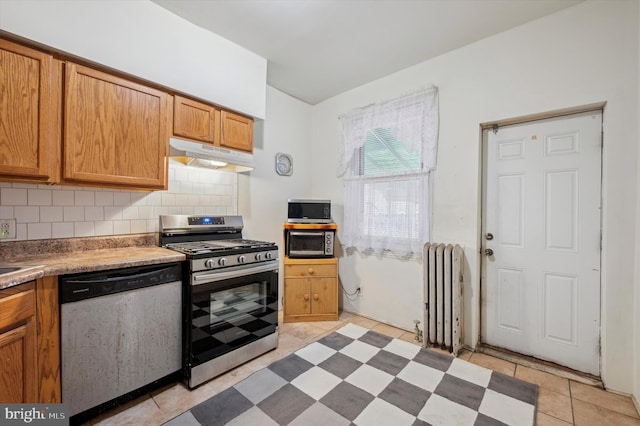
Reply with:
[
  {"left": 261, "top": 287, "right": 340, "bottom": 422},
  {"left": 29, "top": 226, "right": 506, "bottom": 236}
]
[{"left": 275, "top": 153, "right": 293, "bottom": 176}]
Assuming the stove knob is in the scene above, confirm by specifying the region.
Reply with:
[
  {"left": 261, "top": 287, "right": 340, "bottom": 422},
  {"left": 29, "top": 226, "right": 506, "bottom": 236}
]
[
  {"left": 255, "top": 253, "right": 263, "bottom": 261},
  {"left": 218, "top": 258, "right": 227, "bottom": 266},
  {"left": 265, "top": 252, "right": 273, "bottom": 260},
  {"left": 204, "top": 259, "right": 214, "bottom": 269},
  {"left": 238, "top": 255, "right": 246, "bottom": 264}
]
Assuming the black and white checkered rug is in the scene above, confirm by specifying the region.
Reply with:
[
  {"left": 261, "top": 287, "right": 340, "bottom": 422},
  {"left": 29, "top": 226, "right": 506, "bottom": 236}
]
[{"left": 165, "top": 324, "right": 538, "bottom": 426}]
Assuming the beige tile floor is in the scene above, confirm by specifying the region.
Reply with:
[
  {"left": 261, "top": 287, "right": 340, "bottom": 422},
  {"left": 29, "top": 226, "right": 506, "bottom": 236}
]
[{"left": 87, "top": 311, "right": 640, "bottom": 426}]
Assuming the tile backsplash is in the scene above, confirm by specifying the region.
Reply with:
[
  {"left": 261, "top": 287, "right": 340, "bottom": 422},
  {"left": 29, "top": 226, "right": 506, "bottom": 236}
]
[{"left": 0, "top": 161, "right": 237, "bottom": 241}]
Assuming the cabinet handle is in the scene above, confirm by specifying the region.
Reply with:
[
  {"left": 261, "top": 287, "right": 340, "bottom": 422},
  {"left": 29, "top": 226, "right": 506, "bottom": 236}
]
[
  {"left": 303, "top": 294, "right": 309, "bottom": 301},
  {"left": 313, "top": 294, "right": 319, "bottom": 301},
  {"left": 307, "top": 268, "right": 314, "bottom": 274}
]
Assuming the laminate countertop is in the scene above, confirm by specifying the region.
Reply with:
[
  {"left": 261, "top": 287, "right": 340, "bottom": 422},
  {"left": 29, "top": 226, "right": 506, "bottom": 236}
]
[{"left": 0, "top": 236, "right": 185, "bottom": 290}]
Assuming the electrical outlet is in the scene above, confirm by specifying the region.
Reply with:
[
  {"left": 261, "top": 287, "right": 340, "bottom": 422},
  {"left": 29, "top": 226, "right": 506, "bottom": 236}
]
[{"left": 0, "top": 219, "right": 16, "bottom": 239}]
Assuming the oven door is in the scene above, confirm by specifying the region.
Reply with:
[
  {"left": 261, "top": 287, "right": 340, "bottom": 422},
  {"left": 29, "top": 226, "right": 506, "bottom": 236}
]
[
  {"left": 186, "top": 261, "right": 278, "bottom": 387},
  {"left": 286, "top": 230, "right": 333, "bottom": 257}
]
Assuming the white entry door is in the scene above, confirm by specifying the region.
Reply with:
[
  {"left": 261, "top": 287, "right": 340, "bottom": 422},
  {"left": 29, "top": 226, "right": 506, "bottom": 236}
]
[{"left": 482, "top": 111, "right": 602, "bottom": 375}]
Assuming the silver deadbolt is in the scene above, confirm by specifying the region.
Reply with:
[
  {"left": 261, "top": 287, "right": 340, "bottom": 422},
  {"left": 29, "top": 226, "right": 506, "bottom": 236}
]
[
  {"left": 486, "top": 233, "right": 494, "bottom": 240},
  {"left": 484, "top": 248, "right": 494, "bottom": 256}
]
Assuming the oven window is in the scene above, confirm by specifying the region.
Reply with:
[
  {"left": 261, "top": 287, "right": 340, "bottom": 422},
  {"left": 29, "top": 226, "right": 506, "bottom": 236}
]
[
  {"left": 289, "top": 232, "right": 325, "bottom": 253},
  {"left": 190, "top": 272, "right": 278, "bottom": 365}
]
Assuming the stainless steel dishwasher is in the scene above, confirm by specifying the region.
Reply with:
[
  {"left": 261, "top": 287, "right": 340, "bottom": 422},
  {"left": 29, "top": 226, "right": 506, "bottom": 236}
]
[{"left": 60, "top": 262, "right": 182, "bottom": 419}]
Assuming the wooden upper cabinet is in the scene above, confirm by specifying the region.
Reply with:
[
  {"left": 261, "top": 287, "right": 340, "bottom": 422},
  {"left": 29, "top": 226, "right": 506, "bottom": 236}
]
[
  {"left": 173, "top": 95, "right": 254, "bottom": 154},
  {"left": 221, "top": 110, "right": 253, "bottom": 153},
  {"left": 173, "top": 95, "right": 220, "bottom": 144},
  {"left": 0, "top": 39, "right": 59, "bottom": 183},
  {"left": 64, "top": 63, "right": 170, "bottom": 190}
]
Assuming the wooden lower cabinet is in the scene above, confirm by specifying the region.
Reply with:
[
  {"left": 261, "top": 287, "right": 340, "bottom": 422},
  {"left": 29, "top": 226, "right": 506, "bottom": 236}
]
[
  {"left": 0, "top": 282, "right": 37, "bottom": 403},
  {"left": 0, "top": 277, "right": 60, "bottom": 404},
  {"left": 283, "top": 257, "right": 338, "bottom": 323}
]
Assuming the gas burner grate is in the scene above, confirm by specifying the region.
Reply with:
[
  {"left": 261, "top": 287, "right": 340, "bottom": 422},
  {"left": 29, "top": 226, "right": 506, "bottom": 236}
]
[{"left": 165, "top": 239, "right": 276, "bottom": 255}]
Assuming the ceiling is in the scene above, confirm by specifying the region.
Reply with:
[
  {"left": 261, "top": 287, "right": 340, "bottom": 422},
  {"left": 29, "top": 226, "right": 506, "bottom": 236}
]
[{"left": 152, "top": 0, "right": 582, "bottom": 105}]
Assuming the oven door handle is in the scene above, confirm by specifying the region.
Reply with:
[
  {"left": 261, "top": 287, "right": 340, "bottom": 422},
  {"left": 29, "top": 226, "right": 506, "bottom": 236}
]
[
  {"left": 192, "top": 261, "right": 278, "bottom": 285},
  {"left": 289, "top": 231, "right": 324, "bottom": 237}
]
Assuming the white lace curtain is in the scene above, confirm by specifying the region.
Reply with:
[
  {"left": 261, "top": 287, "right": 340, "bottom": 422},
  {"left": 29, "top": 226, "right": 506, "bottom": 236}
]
[
  {"left": 338, "top": 86, "right": 439, "bottom": 177},
  {"left": 338, "top": 86, "right": 439, "bottom": 256}
]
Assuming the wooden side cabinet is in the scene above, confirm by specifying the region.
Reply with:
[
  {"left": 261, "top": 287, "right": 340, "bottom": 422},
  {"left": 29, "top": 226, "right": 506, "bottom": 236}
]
[
  {"left": 0, "top": 282, "right": 37, "bottom": 403},
  {"left": 64, "top": 62, "right": 171, "bottom": 190},
  {"left": 283, "top": 257, "right": 338, "bottom": 323},
  {"left": 0, "top": 38, "right": 60, "bottom": 183}
]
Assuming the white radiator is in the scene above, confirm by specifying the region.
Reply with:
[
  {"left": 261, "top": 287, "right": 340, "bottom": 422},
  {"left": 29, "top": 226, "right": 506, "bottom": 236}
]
[{"left": 423, "top": 243, "right": 464, "bottom": 356}]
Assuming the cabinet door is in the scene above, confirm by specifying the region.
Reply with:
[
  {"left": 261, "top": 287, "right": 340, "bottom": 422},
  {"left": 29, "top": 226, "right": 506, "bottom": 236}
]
[
  {"left": 310, "top": 277, "right": 338, "bottom": 316},
  {"left": 0, "top": 38, "right": 59, "bottom": 183},
  {"left": 284, "top": 278, "right": 310, "bottom": 316},
  {"left": 64, "top": 63, "right": 170, "bottom": 190},
  {"left": 0, "top": 323, "right": 37, "bottom": 402},
  {"left": 220, "top": 110, "right": 253, "bottom": 153},
  {"left": 173, "top": 95, "right": 220, "bottom": 144},
  {"left": 0, "top": 283, "right": 37, "bottom": 403}
]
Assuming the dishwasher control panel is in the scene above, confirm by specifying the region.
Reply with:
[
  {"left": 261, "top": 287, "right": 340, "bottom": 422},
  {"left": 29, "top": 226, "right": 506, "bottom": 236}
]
[{"left": 59, "top": 262, "right": 182, "bottom": 304}]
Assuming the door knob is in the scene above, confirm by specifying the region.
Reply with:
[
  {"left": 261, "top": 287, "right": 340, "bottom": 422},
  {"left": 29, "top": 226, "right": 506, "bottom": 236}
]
[
  {"left": 485, "top": 248, "right": 494, "bottom": 256},
  {"left": 486, "top": 233, "right": 494, "bottom": 240}
]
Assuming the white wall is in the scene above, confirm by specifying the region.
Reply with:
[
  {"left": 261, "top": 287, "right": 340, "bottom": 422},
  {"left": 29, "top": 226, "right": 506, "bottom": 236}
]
[
  {"left": 0, "top": 163, "right": 237, "bottom": 240},
  {"left": 310, "top": 0, "right": 639, "bottom": 393},
  {"left": 0, "top": 0, "right": 267, "bottom": 118},
  {"left": 238, "top": 86, "right": 313, "bottom": 307}
]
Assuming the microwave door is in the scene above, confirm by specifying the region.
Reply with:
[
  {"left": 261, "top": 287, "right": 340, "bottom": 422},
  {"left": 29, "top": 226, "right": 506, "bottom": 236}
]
[
  {"left": 287, "top": 201, "right": 331, "bottom": 223},
  {"left": 288, "top": 231, "right": 326, "bottom": 256}
]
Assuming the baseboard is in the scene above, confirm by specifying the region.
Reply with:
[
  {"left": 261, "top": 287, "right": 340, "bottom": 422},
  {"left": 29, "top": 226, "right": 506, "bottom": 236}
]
[
  {"left": 476, "top": 344, "right": 603, "bottom": 388},
  {"left": 340, "top": 309, "right": 413, "bottom": 333},
  {"left": 633, "top": 394, "right": 640, "bottom": 416}
]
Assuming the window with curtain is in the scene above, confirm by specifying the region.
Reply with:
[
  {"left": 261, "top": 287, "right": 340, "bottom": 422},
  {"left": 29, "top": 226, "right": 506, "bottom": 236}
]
[{"left": 338, "top": 87, "right": 439, "bottom": 257}]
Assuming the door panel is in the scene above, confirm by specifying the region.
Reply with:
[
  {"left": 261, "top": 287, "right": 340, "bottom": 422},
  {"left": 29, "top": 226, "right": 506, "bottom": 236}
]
[
  {"left": 543, "top": 273, "right": 577, "bottom": 344},
  {"left": 482, "top": 110, "right": 602, "bottom": 375},
  {"left": 545, "top": 170, "right": 577, "bottom": 251},
  {"left": 497, "top": 267, "right": 524, "bottom": 333},
  {"left": 497, "top": 174, "right": 525, "bottom": 247}
]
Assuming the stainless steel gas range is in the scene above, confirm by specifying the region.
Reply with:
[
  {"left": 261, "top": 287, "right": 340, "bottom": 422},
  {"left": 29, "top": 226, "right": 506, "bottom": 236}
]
[{"left": 159, "top": 215, "right": 279, "bottom": 389}]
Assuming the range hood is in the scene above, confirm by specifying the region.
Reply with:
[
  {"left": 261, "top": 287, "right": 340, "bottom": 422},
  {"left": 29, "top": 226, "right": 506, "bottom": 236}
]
[{"left": 169, "top": 138, "right": 254, "bottom": 173}]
